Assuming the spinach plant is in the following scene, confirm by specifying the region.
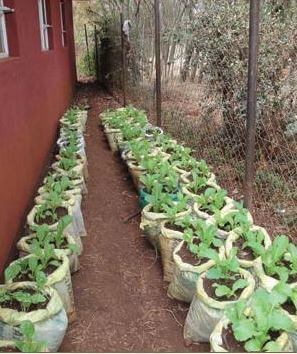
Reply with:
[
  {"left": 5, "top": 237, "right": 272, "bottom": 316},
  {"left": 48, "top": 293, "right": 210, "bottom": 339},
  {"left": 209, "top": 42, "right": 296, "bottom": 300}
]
[
  {"left": 225, "top": 287, "right": 295, "bottom": 352},
  {"left": 5, "top": 243, "right": 61, "bottom": 288},
  {"left": 261, "top": 235, "right": 297, "bottom": 281},
  {"left": 206, "top": 249, "right": 248, "bottom": 299},
  {"left": 195, "top": 187, "right": 227, "bottom": 214},
  {"left": 214, "top": 207, "right": 251, "bottom": 232},
  {"left": 0, "top": 289, "right": 47, "bottom": 313}
]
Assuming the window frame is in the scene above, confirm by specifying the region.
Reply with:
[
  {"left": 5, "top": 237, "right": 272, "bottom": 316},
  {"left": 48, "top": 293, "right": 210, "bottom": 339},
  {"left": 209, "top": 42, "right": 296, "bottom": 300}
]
[
  {"left": 59, "top": 0, "right": 67, "bottom": 47},
  {"left": 0, "top": 0, "right": 9, "bottom": 58},
  {"left": 38, "top": 0, "right": 51, "bottom": 51}
]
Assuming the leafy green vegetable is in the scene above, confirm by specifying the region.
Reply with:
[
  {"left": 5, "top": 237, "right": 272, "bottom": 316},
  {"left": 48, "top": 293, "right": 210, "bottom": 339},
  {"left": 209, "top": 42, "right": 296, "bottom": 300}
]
[{"left": 15, "top": 321, "right": 47, "bottom": 352}]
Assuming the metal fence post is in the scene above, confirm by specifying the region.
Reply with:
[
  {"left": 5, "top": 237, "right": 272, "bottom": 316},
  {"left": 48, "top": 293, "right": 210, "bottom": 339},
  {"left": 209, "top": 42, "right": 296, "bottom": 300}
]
[
  {"left": 154, "top": 0, "right": 162, "bottom": 127},
  {"left": 244, "top": 0, "right": 261, "bottom": 209},
  {"left": 120, "top": 8, "right": 127, "bottom": 107},
  {"left": 84, "top": 24, "right": 91, "bottom": 73}
]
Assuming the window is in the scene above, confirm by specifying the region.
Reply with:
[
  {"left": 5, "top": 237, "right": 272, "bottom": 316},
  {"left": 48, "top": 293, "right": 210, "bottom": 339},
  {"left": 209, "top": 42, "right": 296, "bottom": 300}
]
[
  {"left": 59, "top": 0, "right": 67, "bottom": 47},
  {"left": 38, "top": 0, "right": 51, "bottom": 51},
  {"left": 0, "top": 0, "right": 9, "bottom": 58}
]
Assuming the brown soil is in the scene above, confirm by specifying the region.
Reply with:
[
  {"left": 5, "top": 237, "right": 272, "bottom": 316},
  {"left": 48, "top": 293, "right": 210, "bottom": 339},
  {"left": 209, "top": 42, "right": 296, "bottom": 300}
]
[
  {"left": 34, "top": 207, "right": 68, "bottom": 225},
  {"left": 60, "top": 84, "right": 209, "bottom": 352},
  {"left": 164, "top": 222, "right": 184, "bottom": 233},
  {"left": 203, "top": 275, "right": 244, "bottom": 301},
  {"left": 221, "top": 325, "right": 246, "bottom": 352},
  {"left": 234, "top": 238, "right": 255, "bottom": 261},
  {"left": 177, "top": 243, "right": 200, "bottom": 266},
  {"left": 0, "top": 347, "right": 19, "bottom": 353},
  {"left": 1, "top": 289, "right": 48, "bottom": 312},
  {"left": 282, "top": 300, "right": 296, "bottom": 315}
]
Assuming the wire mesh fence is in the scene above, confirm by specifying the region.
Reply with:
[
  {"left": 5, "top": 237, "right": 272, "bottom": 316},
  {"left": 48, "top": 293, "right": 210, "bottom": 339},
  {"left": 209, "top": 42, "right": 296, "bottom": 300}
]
[{"left": 89, "top": 0, "right": 297, "bottom": 239}]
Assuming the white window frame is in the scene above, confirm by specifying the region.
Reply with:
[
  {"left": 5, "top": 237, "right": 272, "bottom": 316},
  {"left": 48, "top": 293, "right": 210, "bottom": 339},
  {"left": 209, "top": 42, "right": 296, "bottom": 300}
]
[
  {"left": 0, "top": 0, "right": 9, "bottom": 58},
  {"left": 59, "top": 0, "right": 67, "bottom": 47},
  {"left": 38, "top": 0, "right": 51, "bottom": 51}
]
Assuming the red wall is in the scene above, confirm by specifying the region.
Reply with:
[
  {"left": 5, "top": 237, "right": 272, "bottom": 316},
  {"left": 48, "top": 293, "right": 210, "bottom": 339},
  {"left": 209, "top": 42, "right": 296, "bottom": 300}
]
[{"left": 0, "top": 0, "right": 76, "bottom": 273}]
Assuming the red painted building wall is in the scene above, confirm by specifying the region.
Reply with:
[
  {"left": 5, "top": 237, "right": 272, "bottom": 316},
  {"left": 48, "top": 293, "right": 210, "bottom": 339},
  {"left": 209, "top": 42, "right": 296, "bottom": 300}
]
[{"left": 0, "top": 0, "right": 76, "bottom": 273}]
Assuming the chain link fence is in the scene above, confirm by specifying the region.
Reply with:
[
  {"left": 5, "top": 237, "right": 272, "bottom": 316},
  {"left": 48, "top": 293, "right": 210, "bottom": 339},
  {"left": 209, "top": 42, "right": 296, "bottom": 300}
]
[{"left": 89, "top": 0, "right": 296, "bottom": 239}]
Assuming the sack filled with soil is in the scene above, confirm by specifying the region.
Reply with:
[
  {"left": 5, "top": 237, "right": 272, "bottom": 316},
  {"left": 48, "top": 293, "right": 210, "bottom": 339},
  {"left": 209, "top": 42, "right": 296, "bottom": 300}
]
[
  {"left": 167, "top": 241, "right": 225, "bottom": 303},
  {"left": 0, "top": 282, "right": 68, "bottom": 352},
  {"left": 140, "top": 203, "right": 192, "bottom": 250},
  {"left": 210, "top": 316, "right": 293, "bottom": 352},
  {"left": 183, "top": 268, "right": 255, "bottom": 344},
  {"left": 5, "top": 253, "right": 76, "bottom": 323}
]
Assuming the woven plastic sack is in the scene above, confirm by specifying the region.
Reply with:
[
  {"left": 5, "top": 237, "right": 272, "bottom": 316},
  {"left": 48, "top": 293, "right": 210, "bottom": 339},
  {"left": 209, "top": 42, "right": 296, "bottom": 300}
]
[
  {"left": 16, "top": 233, "right": 81, "bottom": 274},
  {"left": 167, "top": 241, "right": 225, "bottom": 303},
  {"left": 104, "top": 126, "right": 123, "bottom": 153},
  {"left": 184, "top": 268, "right": 255, "bottom": 344},
  {"left": 6, "top": 253, "right": 76, "bottom": 324},
  {"left": 140, "top": 204, "right": 192, "bottom": 250},
  {"left": 210, "top": 315, "right": 293, "bottom": 352},
  {"left": 126, "top": 160, "right": 145, "bottom": 192},
  {"left": 225, "top": 226, "right": 271, "bottom": 269},
  {"left": 65, "top": 195, "right": 87, "bottom": 238},
  {"left": 0, "top": 282, "right": 68, "bottom": 352}
]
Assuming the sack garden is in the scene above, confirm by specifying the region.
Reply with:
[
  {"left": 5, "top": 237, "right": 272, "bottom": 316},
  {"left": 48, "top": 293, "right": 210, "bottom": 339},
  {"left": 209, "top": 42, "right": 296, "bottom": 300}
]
[
  {"left": 101, "top": 106, "right": 297, "bottom": 353},
  {"left": 0, "top": 107, "right": 88, "bottom": 352},
  {"left": 0, "top": 103, "right": 296, "bottom": 352}
]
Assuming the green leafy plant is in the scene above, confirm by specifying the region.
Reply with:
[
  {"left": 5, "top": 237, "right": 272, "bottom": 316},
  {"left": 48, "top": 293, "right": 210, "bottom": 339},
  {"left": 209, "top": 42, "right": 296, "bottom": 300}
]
[
  {"left": 236, "top": 227, "right": 267, "bottom": 259},
  {"left": 225, "top": 287, "right": 295, "bottom": 352},
  {"left": 15, "top": 321, "right": 47, "bottom": 352},
  {"left": 29, "top": 216, "right": 78, "bottom": 254},
  {"left": 186, "top": 172, "right": 208, "bottom": 194},
  {"left": 206, "top": 248, "right": 248, "bottom": 299},
  {"left": 0, "top": 289, "right": 47, "bottom": 313},
  {"left": 214, "top": 206, "right": 251, "bottom": 232},
  {"left": 5, "top": 243, "right": 61, "bottom": 288},
  {"left": 261, "top": 235, "right": 297, "bottom": 282},
  {"left": 195, "top": 187, "right": 227, "bottom": 214},
  {"left": 34, "top": 191, "right": 66, "bottom": 225}
]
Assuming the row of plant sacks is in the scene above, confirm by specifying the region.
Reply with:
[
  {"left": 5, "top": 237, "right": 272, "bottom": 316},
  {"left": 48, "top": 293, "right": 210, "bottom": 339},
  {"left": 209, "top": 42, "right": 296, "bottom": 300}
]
[
  {"left": 0, "top": 107, "right": 88, "bottom": 352},
  {"left": 101, "top": 106, "right": 297, "bottom": 353}
]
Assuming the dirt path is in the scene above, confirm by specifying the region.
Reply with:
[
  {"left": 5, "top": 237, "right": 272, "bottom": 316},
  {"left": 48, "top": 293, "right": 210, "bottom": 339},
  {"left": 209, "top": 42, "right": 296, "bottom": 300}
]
[{"left": 60, "top": 83, "right": 208, "bottom": 352}]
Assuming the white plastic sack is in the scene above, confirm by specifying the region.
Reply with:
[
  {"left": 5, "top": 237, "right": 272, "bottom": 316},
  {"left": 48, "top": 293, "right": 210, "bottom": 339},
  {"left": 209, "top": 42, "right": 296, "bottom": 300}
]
[
  {"left": 184, "top": 268, "right": 255, "bottom": 344},
  {"left": 0, "top": 282, "right": 68, "bottom": 352},
  {"left": 167, "top": 241, "right": 225, "bottom": 303},
  {"left": 6, "top": 254, "right": 76, "bottom": 324},
  {"left": 140, "top": 204, "right": 192, "bottom": 250}
]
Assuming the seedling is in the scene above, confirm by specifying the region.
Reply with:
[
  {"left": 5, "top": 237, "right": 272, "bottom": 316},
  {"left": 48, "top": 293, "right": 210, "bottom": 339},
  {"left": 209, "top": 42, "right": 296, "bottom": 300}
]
[{"left": 214, "top": 207, "right": 251, "bottom": 232}]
